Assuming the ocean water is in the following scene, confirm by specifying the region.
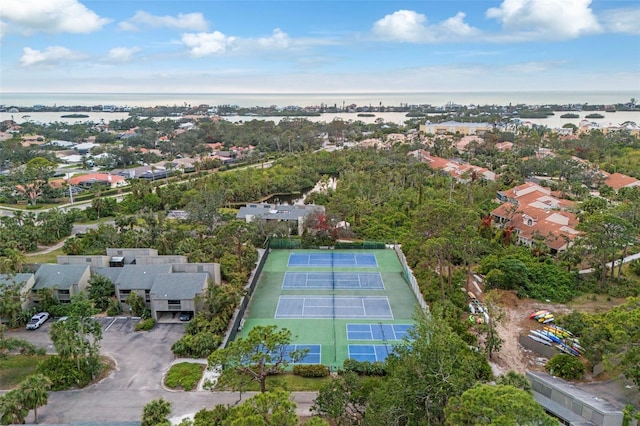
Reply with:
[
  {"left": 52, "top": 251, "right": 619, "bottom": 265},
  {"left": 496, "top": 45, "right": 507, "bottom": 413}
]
[{"left": 1, "top": 90, "right": 638, "bottom": 109}]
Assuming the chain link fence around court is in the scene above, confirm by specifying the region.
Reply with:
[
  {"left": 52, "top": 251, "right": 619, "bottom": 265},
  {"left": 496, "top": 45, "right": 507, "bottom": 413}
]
[{"left": 269, "top": 237, "right": 386, "bottom": 250}]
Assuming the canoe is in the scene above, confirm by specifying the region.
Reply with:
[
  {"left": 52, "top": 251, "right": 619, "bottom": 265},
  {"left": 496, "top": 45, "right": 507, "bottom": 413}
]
[
  {"left": 542, "top": 316, "right": 555, "bottom": 324},
  {"left": 528, "top": 334, "right": 552, "bottom": 346},
  {"left": 468, "top": 291, "right": 477, "bottom": 300},
  {"left": 544, "top": 326, "right": 571, "bottom": 338},
  {"left": 530, "top": 310, "right": 548, "bottom": 319},
  {"left": 469, "top": 303, "right": 476, "bottom": 315},
  {"left": 483, "top": 312, "right": 490, "bottom": 324}
]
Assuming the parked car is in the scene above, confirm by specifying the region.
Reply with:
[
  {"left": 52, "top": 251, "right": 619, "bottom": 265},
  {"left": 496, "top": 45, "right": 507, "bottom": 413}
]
[
  {"left": 179, "top": 312, "right": 192, "bottom": 322},
  {"left": 26, "top": 312, "right": 50, "bottom": 330}
]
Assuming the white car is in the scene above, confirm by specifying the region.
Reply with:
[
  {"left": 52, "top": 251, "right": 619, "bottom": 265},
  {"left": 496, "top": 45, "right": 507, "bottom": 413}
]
[{"left": 26, "top": 312, "right": 50, "bottom": 330}]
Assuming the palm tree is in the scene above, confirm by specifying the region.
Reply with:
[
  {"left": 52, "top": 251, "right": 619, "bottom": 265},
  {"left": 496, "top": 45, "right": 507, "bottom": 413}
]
[
  {"left": 18, "top": 374, "right": 52, "bottom": 424},
  {"left": 141, "top": 398, "right": 171, "bottom": 426},
  {"left": 0, "top": 389, "right": 29, "bottom": 425}
]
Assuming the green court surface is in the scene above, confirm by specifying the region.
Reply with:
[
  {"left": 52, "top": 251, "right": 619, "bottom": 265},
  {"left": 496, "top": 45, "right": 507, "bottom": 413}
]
[{"left": 239, "top": 249, "right": 421, "bottom": 369}]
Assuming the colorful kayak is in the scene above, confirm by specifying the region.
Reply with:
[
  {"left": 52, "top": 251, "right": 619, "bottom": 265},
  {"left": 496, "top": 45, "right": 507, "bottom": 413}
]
[
  {"left": 538, "top": 313, "right": 554, "bottom": 323},
  {"left": 542, "top": 316, "right": 555, "bottom": 324},
  {"left": 530, "top": 310, "right": 548, "bottom": 319},
  {"left": 469, "top": 303, "right": 476, "bottom": 314},
  {"left": 528, "top": 334, "right": 552, "bottom": 346}
]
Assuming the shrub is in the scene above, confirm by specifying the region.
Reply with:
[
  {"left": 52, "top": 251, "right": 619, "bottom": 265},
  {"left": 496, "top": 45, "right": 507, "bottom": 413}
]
[
  {"left": 293, "top": 364, "right": 330, "bottom": 378},
  {"left": 342, "top": 359, "right": 386, "bottom": 376},
  {"left": 38, "top": 355, "right": 100, "bottom": 390},
  {"left": 171, "top": 332, "right": 222, "bottom": 358},
  {"left": 164, "top": 362, "right": 205, "bottom": 391},
  {"left": 545, "top": 354, "right": 585, "bottom": 380},
  {"left": 134, "top": 318, "right": 156, "bottom": 331},
  {"left": 106, "top": 299, "right": 122, "bottom": 316}
]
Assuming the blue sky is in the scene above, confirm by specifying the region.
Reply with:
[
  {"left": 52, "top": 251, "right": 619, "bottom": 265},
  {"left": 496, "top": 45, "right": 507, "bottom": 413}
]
[{"left": 0, "top": 0, "right": 639, "bottom": 94}]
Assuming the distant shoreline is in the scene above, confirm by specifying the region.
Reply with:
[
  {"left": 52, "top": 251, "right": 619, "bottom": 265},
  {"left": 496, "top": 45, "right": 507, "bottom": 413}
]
[{"left": 1, "top": 90, "right": 638, "bottom": 110}]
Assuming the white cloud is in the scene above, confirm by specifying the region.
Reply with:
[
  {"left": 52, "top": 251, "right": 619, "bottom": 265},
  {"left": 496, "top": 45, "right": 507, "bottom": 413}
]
[
  {"left": 119, "top": 11, "right": 208, "bottom": 32},
  {"left": 19, "top": 46, "right": 85, "bottom": 67},
  {"left": 107, "top": 47, "right": 141, "bottom": 62},
  {"left": 181, "top": 32, "right": 235, "bottom": 57},
  {"left": 600, "top": 6, "right": 640, "bottom": 35},
  {"left": 486, "top": 0, "right": 602, "bottom": 39},
  {"left": 372, "top": 10, "right": 481, "bottom": 43},
  {"left": 0, "top": 0, "right": 110, "bottom": 37},
  {"left": 256, "top": 29, "right": 290, "bottom": 49}
]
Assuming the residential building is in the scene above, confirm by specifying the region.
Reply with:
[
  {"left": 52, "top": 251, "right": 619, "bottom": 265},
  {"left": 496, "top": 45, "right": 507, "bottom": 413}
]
[
  {"left": 527, "top": 371, "right": 624, "bottom": 426},
  {"left": 237, "top": 203, "right": 325, "bottom": 235},
  {"left": 0, "top": 273, "right": 36, "bottom": 313},
  {"left": 115, "top": 264, "right": 173, "bottom": 309},
  {"left": 491, "top": 182, "right": 580, "bottom": 252},
  {"left": 68, "top": 173, "right": 128, "bottom": 189},
  {"left": 32, "top": 264, "right": 91, "bottom": 304},
  {"left": 149, "top": 273, "right": 208, "bottom": 321},
  {"left": 420, "top": 120, "right": 493, "bottom": 136},
  {"left": 602, "top": 172, "right": 640, "bottom": 192},
  {"left": 408, "top": 150, "right": 497, "bottom": 182}
]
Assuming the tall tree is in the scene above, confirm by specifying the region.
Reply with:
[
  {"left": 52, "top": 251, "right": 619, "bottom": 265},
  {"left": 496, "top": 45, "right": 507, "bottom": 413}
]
[
  {"left": 444, "top": 384, "right": 556, "bottom": 425},
  {"left": 17, "top": 374, "right": 52, "bottom": 424},
  {"left": 365, "top": 308, "right": 488, "bottom": 425},
  {"left": 11, "top": 157, "right": 55, "bottom": 206},
  {"left": 208, "top": 325, "right": 307, "bottom": 393}
]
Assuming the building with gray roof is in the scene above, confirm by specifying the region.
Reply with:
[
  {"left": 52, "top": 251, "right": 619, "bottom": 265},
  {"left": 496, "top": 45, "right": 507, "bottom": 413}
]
[
  {"left": 527, "top": 371, "right": 624, "bottom": 426},
  {"left": 149, "top": 273, "right": 208, "bottom": 322},
  {"left": 33, "top": 264, "right": 91, "bottom": 303},
  {"left": 115, "top": 264, "right": 172, "bottom": 308},
  {"left": 0, "top": 273, "right": 36, "bottom": 314},
  {"left": 236, "top": 203, "right": 325, "bottom": 235}
]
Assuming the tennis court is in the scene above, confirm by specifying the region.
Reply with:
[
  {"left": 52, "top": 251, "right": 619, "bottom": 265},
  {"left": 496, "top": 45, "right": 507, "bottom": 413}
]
[
  {"left": 282, "top": 344, "right": 321, "bottom": 364},
  {"left": 239, "top": 249, "right": 421, "bottom": 368},
  {"left": 282, "top": 272, "right": 384, "bottom": 290},
  {"left": 346, "top": 323, "right": 413, "bottom": 341},
  {"left": 348, "top": 344, "right": 394, "bottom": 363},
  {"left": 275, "top": 296, "right": 393, "bottom": 319},
  {"left": 288, "top": 252, "right": 378, "bottom": 267}
]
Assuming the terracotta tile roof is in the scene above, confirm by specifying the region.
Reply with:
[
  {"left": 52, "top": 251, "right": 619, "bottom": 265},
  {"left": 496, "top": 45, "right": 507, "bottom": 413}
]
[
  {"left": 68, "top": 173, "right": 125, "bottom": 185},
  {"left": 604, "top": 172, "right": 640, "bottom": 190}
]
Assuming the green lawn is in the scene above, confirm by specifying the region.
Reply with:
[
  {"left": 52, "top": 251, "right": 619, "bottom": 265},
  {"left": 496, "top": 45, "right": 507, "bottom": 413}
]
[
  {"left": 0, "top": 355, "right": 49, "bottom": 389},
  {"left": 165, "top": 362, "right": 206, "bottom": 391},
  {"left": 214, "top": 371, "right": 333, "bottom": 392},
  {"left": 26, "top": 247, "right": 66, "bottom": 264}
]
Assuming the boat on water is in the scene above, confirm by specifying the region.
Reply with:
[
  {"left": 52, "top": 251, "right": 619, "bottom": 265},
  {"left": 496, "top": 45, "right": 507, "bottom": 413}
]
[
  {"left": 528, "top": 334, "right": 552, "bottom": 346},
  {"left": 529, "top": 310, "right": 548, "bottom": 319}
]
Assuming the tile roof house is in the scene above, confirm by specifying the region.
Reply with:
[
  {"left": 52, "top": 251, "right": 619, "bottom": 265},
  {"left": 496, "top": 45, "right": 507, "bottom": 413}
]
[
  {"left": 408, "top": 150, "right": 497, "bottom": 182},
  {"left": 32, "top": 264, "right": 91, "bottom": 303},
  {"left": 68, "top": 173, "right": 128, "bottom": 189},
  {"left": 491, "top": 182, "right": 580, "bottom": 252},
  {"left": 601, "top": 172, "right": 640, "bottom": 191}
]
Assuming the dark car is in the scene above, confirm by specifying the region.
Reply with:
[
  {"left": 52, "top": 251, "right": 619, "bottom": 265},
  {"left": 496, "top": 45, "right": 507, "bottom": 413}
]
[{"left": 179, "top": 312, "right": 192, "bottom": 322}]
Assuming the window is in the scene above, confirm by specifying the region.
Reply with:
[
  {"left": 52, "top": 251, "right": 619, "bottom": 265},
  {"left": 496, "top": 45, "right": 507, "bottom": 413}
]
[
  {"left": 145, "top": 290, "right": 150, "bottom": 303},
  {"left": 120, "top": 289, "right": 131, "bottom": 302},
  {"left": 168, "top": 299, "right": 181, "bottom": 310}
]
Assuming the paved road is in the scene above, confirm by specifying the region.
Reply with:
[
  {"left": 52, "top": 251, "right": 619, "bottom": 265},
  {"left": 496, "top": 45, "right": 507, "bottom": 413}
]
[{"left": 7, "top": 318, "right": 316, "bottom": 424}]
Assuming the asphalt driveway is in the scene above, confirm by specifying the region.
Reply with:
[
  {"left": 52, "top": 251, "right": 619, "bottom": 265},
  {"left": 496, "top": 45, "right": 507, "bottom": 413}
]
[{"left": 6, "top": 317, "right": 315, "bottom": 424}]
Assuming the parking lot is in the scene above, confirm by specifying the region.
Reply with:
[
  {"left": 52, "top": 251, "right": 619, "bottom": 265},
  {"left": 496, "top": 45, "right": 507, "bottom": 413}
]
[{"left": 6, "top": 315, "right": 316, "bottom": 424}]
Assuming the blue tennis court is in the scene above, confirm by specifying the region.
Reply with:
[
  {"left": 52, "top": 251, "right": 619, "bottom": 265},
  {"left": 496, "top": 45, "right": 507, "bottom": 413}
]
[
  {"left": 288, "top": 253, "right": 378, "bottom": 267},
  {"left": 275, "top": 296, "right": 393, "bottom": 319},
  {"left": 346, "top": 324, "right": 413, "bottom": 341},
  {"left": 282, "top": 344, "right": 321, "bottom": 364},
  {"left": 282, "top": 272, "right": 384, "bottom": 290},
  {"left": 348, "top": 344, "right": 393, "bottom": 362}
]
